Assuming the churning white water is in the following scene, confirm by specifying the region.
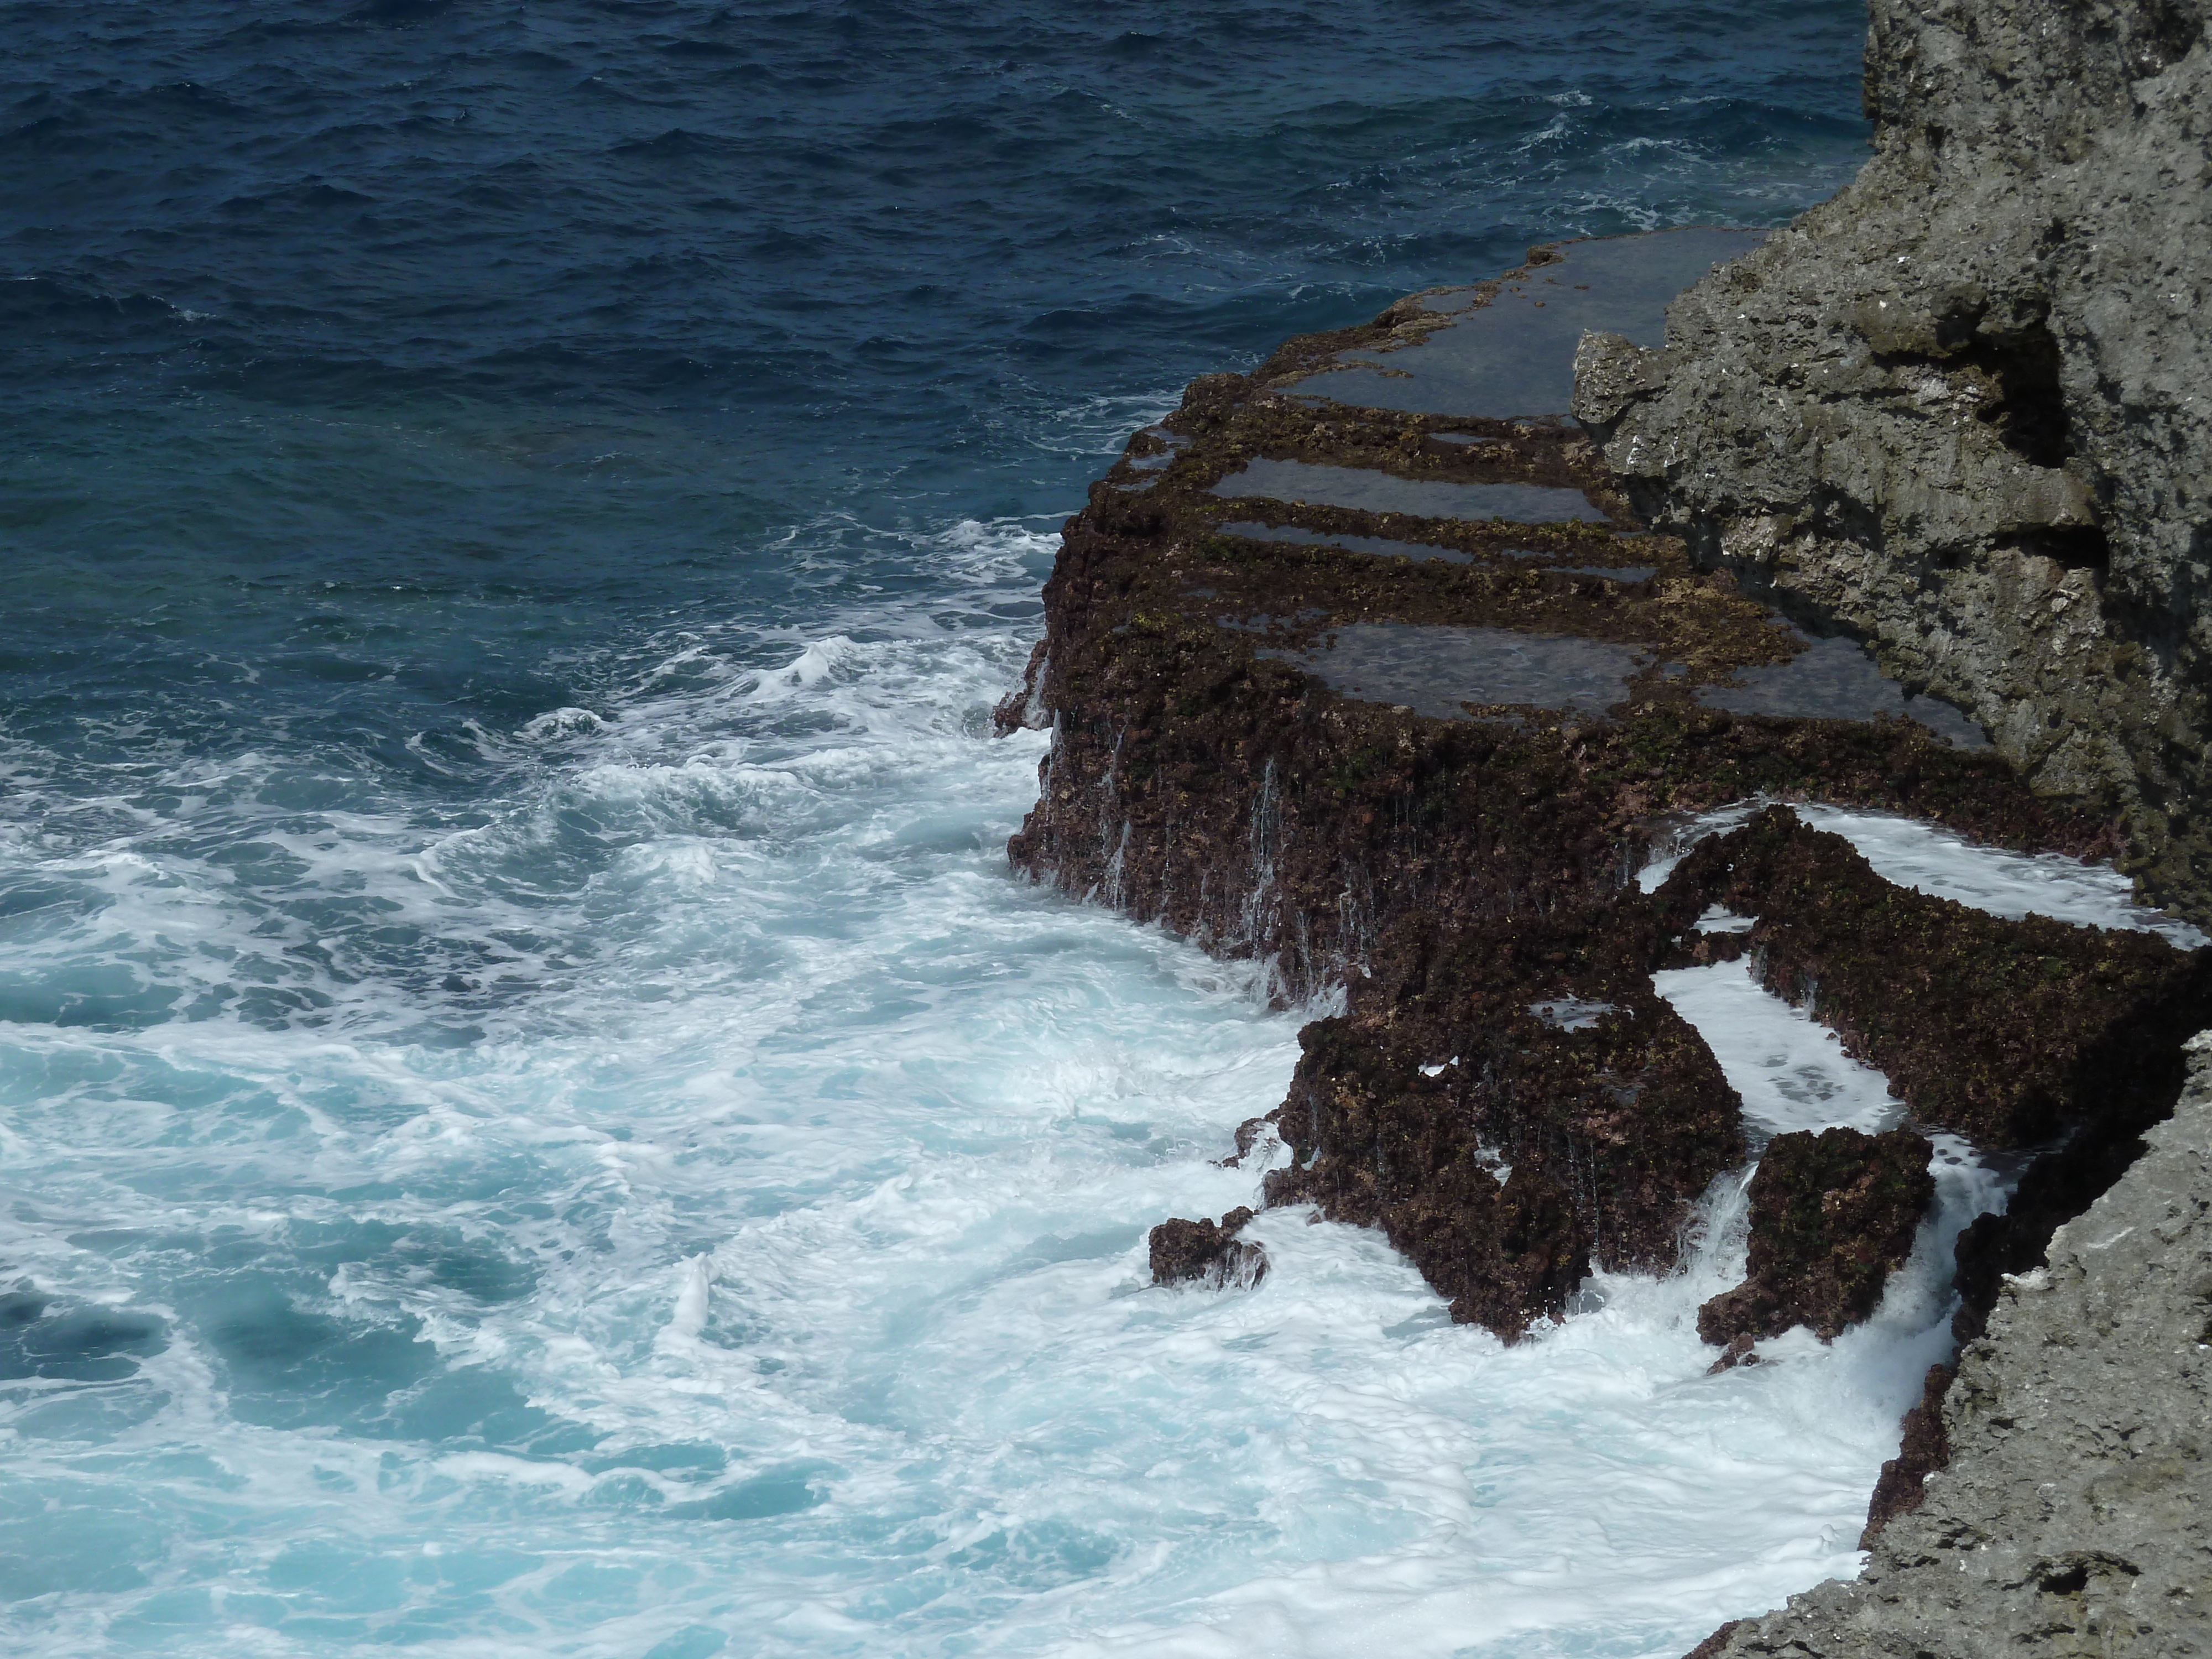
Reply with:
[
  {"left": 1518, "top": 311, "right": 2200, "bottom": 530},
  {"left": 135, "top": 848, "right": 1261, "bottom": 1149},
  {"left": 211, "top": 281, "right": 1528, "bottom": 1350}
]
[
  {"left": 1640, "top": 800, "right": 2206, "bottom": 946},
  {"left": 1, "top": 520, "right": 2187, "bottom": 1658}
]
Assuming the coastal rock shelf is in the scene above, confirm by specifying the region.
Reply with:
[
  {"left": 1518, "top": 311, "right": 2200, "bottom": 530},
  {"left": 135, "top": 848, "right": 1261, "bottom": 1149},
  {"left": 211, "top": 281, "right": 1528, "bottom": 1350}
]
[
  {"left": 1277, "top": 226, "right": 1769, "bottom": 420},
  {"left": 1574, "top": 0, "right": 2212, "bottom": 921},
  {"left": 998, "top": 223, "right": 2211, "bottom": 1568},
  {"left": 1584, "top": 3, "right": 2212, "bottom": 1647}
]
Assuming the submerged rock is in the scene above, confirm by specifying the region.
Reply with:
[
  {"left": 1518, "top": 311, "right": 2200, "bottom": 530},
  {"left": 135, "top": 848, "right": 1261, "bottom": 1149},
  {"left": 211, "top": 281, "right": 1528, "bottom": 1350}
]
[
  {"left": 1697, "top": 1126, "right": 1934, "bottom": 1346},
  {"left": 1148, "top": 1207, "right": 1267, "bottom": 1291}
]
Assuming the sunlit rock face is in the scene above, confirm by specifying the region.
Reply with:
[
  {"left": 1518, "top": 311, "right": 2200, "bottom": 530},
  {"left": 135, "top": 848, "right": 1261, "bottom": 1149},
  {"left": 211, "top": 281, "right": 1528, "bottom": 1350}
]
[
  {"left": 1694, "top": 1126, "right": 1934, "bottom": 1347},
  {"left": 1575, "top": 0, "right": 2212, "bottom": 918},
  {"left": 1703, "top": 1037, "right": 2212, "bottom": 1659},
  {"left": 999, "top": 223, "right": 2205, "bottom": 1352}
]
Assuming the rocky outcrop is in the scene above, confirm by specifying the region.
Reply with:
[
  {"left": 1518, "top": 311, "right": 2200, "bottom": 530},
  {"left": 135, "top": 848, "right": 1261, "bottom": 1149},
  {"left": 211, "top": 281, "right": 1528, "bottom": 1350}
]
[
  {"left": 1691, "top": 1036, "right": 2212, "bottom": 1658},
  {"left": 996, "top": 211, "right": 2212, "bottom": 1653},
  {"left": 1575, "top": 0, "right": 2212, "bottom": 917},
  {"left": 1148, "top": 1207, "right": 1267, "bottom": 1290},
  {"left": 1000, "top": 343, "right": 2125, "bottom": 1340},
  {"left": 1657, "top": 807, "right": 2212, "bottom": 1149},
  {"left": 1566, "top": 13, "right": 2212, "bottom": 1632},
  {"left": 999, "top": 211, "right": 2212, "bottom": 1350},
  {"left": 1697, "top": 1128, "right": 1935, "bottom": 1347}
]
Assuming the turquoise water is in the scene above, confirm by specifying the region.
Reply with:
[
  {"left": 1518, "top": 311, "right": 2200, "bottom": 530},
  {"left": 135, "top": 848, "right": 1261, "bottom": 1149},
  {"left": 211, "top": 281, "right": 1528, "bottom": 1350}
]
[{"left": 0, "top": 5, "right": 1898, "bottom": 1653}]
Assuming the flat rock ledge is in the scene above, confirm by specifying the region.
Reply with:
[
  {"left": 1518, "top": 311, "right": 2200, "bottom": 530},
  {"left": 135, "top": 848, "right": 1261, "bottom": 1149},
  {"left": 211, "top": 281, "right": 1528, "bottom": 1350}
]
[{"left": 1691, "top": 1034, "right": 2212, "bottom": 1658}]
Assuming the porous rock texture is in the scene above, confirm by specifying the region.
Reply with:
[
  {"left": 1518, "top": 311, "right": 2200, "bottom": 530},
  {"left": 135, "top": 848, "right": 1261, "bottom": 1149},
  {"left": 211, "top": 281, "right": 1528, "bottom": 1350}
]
[
  {"left": 1575, "top": 0, "right": 2212, "bottom": 917},
  {"left": 999, "top": 227, "right": 2210, "bottom": 1349},
  {"left": 1696, "top": 1127, "right": 1936, "bottom": 1347},
  {"left": 1147, "top": 1207, "right": 1267, "bottom": 1290},
  {"left": 1003, "top": 337, "right": 2117, "bottom": 1342},
  {"left": 1693, "top": 1035, "right": 2212, "bottom": 1658},
  {"left": 1656, "top": 806, "right": 2212, "bottom": 1150}
]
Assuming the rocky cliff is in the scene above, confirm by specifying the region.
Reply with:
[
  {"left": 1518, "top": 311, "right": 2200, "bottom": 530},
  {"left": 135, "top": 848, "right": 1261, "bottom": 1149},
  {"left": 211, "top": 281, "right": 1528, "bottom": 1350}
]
[
  {"left": 1566, "top": 2, "right": 2212, "bottom": 1648},
  {"left": 1693, "top": 1035, "right": 2212, "bottom": 1658},
  {"left": 1575, "top": 0, "right": 2212, "bottom": 917}
]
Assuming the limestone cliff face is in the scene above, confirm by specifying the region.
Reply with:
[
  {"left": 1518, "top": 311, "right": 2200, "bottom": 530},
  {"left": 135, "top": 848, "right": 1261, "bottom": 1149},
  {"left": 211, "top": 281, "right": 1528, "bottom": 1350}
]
[
  {"left": 1575, "top": 0, "right": 2212, "bottom": 913},
  {"left": 1701, "top": 1035, "right": 2212, "bottom": 1658}
]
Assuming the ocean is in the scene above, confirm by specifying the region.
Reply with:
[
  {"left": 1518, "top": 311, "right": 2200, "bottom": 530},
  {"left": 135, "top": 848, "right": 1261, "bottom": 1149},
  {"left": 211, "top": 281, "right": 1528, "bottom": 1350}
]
[{"left": 0, "top": 4, "right": 1930, "bottom": 1654}]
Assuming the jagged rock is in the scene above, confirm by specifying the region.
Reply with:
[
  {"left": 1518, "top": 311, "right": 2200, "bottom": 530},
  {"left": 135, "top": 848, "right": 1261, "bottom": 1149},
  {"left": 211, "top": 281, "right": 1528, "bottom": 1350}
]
[
  {"left": 1259, "top": 1020, "right": 1587, "bottom": 1339},
  {"left": 1261, "top": 1029, "right": 1587, "bottom": 1340},
  {"left": 1658, "top": 806, "right": 2212, "bottom": 1148},
  {"left": 1147, "top": 1207, "right": 1267, "bottom": 1290},
  {"left": 1005, "top": 201, "right": 2150, "bottom": 1349},
  {"left": 1577, "top": 0, "right": 2212, "bottom": 918},
  {"left": 1859, "top": 1363, "right": 1953, "bottom": 1547},
  {"left": 1698, "top": 1126, "right": 1934, "bottom": 1345},
  {"left": 1261, "top": 948, "right": 1745, "bottom": 1339},
  {"left": 1003, "top": 301, "right": 2120, "bottom": 1340},
  {"left": 1694, "top": 1035, "right": 2212, "bottom": 1658},
  {"left": 991, "top": 640, "right": 1052, "bottom": 733},
  {"left": 1705, "top": 1332, "right": 1762, "bottom": 1375},
  {"left": 1217, "top": 1114, "right": 1275, "bottom": 1167}
]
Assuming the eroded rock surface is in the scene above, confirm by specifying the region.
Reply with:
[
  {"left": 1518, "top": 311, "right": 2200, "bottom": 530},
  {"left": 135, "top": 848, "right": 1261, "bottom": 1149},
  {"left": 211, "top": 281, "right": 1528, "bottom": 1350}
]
[
  {"left": 1657, "top": 806, "right": 2212, "bottom": 1149},
  {"left": 1697, "top": 1126, "right": 1934, "bottom": 1346},
  {"left": 1147, "top": 1207, "right": 1267, "bottom": 1291},
  {"left": 1576, "top": 0, "right": 2212, "bottom": 916},
  {"left": 1004, "top": 228, "right": 2188, "bottom": 1345},
  {"left": 1694, "top": 1037, "right": 2212, "bottom": 1658}
]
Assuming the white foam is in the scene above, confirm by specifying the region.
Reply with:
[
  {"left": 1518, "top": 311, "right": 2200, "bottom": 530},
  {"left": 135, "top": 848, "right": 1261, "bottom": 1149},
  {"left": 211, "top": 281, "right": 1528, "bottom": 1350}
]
[
  {"left": 1639, "top": 799, "right": 2204, "bottom": 948},
  {"left": 0, "top": 524, "right": 1976, "bottom": 1659},
  {"left": 519, "top": 706, "right": 613, "bottom": 742},
  {"left": 1653, "top": 961, "right": 1900, "bottom": 1138},
  {"left": 746, "top": 635, "right": 858, "bottom": 700},
  {"left": 1796, "top": 806, "right": 2206, "bottom": 947}
]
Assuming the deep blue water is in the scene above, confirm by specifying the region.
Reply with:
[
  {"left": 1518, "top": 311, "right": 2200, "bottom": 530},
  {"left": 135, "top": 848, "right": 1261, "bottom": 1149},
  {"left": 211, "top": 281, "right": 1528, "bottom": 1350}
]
[
  {"left": 0, "top": 6, "right": 1882, "bottom": 1655},
  {"left": 3, "top": 0, "right": 1872, "bottom": 760}
]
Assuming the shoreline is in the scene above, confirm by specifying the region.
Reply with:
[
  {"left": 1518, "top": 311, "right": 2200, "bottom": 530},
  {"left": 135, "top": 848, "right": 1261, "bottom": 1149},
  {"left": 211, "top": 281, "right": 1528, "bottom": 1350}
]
[{"left": 998, "top": 186, "right": 2208, "bottom": 1659}]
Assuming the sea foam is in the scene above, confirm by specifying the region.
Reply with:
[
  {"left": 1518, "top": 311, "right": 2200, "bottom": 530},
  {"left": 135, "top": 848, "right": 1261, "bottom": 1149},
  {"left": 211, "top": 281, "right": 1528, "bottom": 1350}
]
[{"left": 2, "top": 528, "right": 1968, "bottom": 1656}]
